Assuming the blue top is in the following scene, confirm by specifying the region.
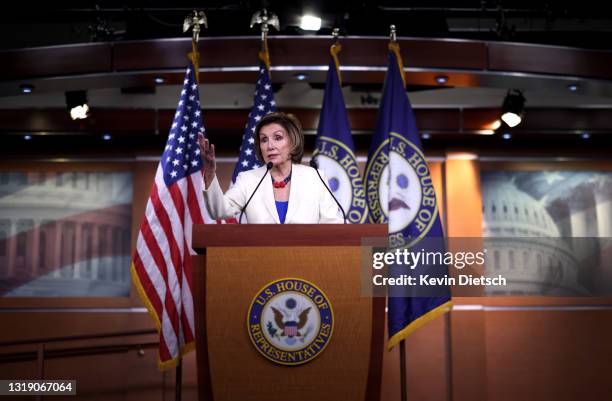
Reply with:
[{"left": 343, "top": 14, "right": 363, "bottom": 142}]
[{"left": 275, "top": 201, "right": 289, "bottom": 224}]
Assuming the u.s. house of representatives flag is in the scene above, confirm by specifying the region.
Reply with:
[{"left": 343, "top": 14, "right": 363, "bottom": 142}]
[
  {"left": 365, "top": 42, "right": 452, "bottom": 349},
  {"left": 131, "top": 61, "right": 207, "bottom": 369},
  {"left": 313, "top": 42, "right": 367, "bottom": 223}
]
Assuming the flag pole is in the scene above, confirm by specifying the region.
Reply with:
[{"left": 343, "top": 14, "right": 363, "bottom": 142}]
[
  {"left": 175, "top": 359, "right": 182, "bottom": 401},
  {"left": 171, "top": 10, "right": 207, "bottom": 401},
  {"left": 183, "top": 10, "right": 208, "bottom": 83},
  {"left": 389, "top": 23, "right": 409, "bottom": 401},
  {"left": 400, "top": 340, "right": 408, "bottom": 401},
  {"left": 250, "top": 8, "right": 279, "bottom": 71}
]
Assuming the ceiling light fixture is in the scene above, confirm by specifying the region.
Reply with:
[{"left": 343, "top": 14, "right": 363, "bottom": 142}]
[
  {"left": 294, "top": 73, "right": 309, "bottom": 81},
  {"left": 435, "top": 75, "right": 448, "bottom": 84},
  {"left": 20, "top": 84, "right": 34, "bottom": 94},
  {"left": 154, "top": 77, "right": 165, "bottom": 84},
  {"left": 300, "top": 15, "right": 321, "bottom": 31},
  {"left": 567, "top": 84, "right": 579, "bottom": 92},
  {"left": 65, "top": 90, "right": 90, "bottom": 120},
  {"left": 490, "top": 119, "right": 502, "bottom": 130},
  {"left": 500, "top": 90, "right": 525, "bottom": 128}
]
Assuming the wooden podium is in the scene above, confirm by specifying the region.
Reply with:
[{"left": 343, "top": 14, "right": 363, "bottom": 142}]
[{"left": 192, "top": 224, "right": 386, "bottom": 401}]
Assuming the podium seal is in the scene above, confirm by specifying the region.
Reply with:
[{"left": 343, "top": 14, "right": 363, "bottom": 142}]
[{"left": 247, "top": 278, "right": 334, "bottom": 366}]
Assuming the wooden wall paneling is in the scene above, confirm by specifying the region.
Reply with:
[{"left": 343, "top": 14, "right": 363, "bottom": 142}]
[
  {"left": 444, "top": 155, "right": 486, "bottom": 401},
  {"left": 483, "top": 309, "right": 612, "bottom": 401},
  {"left": 488, "top": 42, "right": 612, "bottom": 80},
  {"left": 0, "top": 43, "right": 113, "bottom": 80},
  {"left": 3, "top": 38, "right": 612, "bottom": 85},
  {"left": 449, "top": 308, "right": 487, "bottom": 401},
  {"left": 444, "top": 155, "right": 483, "bottom": 237}
]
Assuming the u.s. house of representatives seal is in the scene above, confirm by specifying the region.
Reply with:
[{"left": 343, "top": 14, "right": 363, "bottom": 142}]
[
  {"left": 365, "top": 132, "right": 439, "bottom": 248},
  {"left": 313, "top": 136, "right": 368, "bottom": 224},
  {"left": 247, "top": 278, "right": 334, "bottom": 366}
]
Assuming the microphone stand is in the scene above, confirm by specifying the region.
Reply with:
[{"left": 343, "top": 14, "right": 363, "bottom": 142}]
[
  {"left": 309, "top": 159, "right": 347, "bottom": 224},
  {"left": 238, "top": 162, "right": 273, "bottom": 224}
]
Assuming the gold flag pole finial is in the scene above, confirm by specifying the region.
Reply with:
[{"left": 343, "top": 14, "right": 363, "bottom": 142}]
[
  {"left": 332, "top": 27, "right": 340, "bottom": 44},
  {"left": 390, "top": 24, "right": 397, "bottom": 42},
  {"left": 388, "top": 24, "right": 406, "bottom": 86},
  {"left": 183, "top": 10, "right": 208, "bottom": 82},
  {"left": 250, "top": 8, "right": 279, "bottom": 71},
  {"left": 330, "top": 28, "right": 342, "bottom": 84}
]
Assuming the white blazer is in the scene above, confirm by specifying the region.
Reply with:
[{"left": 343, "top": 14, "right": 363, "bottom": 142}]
[{"left": 203, "top": 163, "right": 344, "bottom": 224}]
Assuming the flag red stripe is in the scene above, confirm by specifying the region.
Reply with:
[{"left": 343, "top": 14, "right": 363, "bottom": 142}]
[
  {"left": 166, "top": 183, "right": 188, "bottom": 298},
  {"left": 158, "top": 329, "right": 173, "bottom": 362},
  {"left": 187, "top": 174, "right": 204, "bottom": 225},
  {"left": 133, "top": 252, "right": 173, "bottom": 362},
  {"left": 140, "top": 215, "right": 181, "bottom": 345},
  {"left": 151, "top": 181, "right": 191, "bottom": 348},
  {"left": 180, "top": 239, "right": 195, "bottom": 343},
  {"left": 167, "top": 182, "right": 197, "bottom": 345},
  {"left": 150, "top": 182, "right": 186, "bottom": 295},
  {"left": 133, "top": 252, "right": 163, "bottom": 321}
]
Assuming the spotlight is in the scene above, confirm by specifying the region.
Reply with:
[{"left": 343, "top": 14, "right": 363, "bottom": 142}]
[
  {"left": 581, "top": 132, "right": 590, "bottom": 139},
  {"left": 300, "top": 15, "right": 321, "bottom": 31},
  {"left": 500, "top": 90, "right": 525, "bottom": 128},
  {"left": 435, "top": 75, "right": 448, "bottom": 85},
  {"left": 502, "top": 132, "right": 512, "bottom": 140},
  {"left": 24, "top": 135, "right": 32, "bottom": 140},
  {"left": 294, "top": 73, "right": 309, "bottom": 81},
  {"left": 154, "top": 77, "right": 165, "bottom": 84},
  {"left": 421, "top": 132, "right": 431, "bottom": 139},
  {"left": 65, "top": 90, "right": 89, "bottom": 120},
  {"left": 20, "top": 84, "right": 34, "bottom": 94},
  {"left": 567, "top": 84, "right": 579, "bottom": 92},
  {"left": 102, "top": 133, "right": 112, "bottom": 141}
]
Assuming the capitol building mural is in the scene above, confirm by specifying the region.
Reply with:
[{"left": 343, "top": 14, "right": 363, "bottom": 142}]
[
  {"left": 481, "top": 171, "right": 612, "bottom": 296},
  {"left": 0, "top": 171, "right": 133, "bottom": 297}
]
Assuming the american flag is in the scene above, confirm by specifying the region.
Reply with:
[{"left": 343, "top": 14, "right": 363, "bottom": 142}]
[
  {"left": 231, "top": 58, "right": 276, "bottom": 183},
  {"left": 131, "top": 61, "right": 207, "bottom": 370}
]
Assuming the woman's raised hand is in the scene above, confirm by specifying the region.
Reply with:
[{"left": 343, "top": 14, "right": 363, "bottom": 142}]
[{"left": 197, "top": 133, "right": 216, "bottom": 189}]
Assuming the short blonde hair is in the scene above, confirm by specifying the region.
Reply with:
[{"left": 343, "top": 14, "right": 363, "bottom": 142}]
[{"left": 254, "top": 112, "right": 304, "bottom": 164}]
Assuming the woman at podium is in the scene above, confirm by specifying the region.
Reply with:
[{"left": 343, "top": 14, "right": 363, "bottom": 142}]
[{"left": 198, "top": 112, "right": 343, "bottom": 224}]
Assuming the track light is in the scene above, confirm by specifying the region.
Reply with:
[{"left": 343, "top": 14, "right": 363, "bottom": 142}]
[
  {"left": 65, "top": 90, "right": 89, "bottom": 120},
  {"left": 20, "top": 84, "right": 34, "bottom": 94},
  {"left": 500, "top": 90, "right": 525, "bottom": 128},
  {"left": 300, "top": 15, "right": 321, "bottom": 31},
  {"left": 435, "top": 75, "right": 448, "bottom": 85}
]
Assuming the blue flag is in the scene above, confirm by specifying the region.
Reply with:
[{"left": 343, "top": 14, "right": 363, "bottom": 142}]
[
  {"left": 313, "top": 43, "right": 367, "bottom": 223},
  {"left": 364, "top": 42, "right": 452, "bottom": 349},
  {"left": 231, "top": 50, "right": 277, "bottom": 183}
]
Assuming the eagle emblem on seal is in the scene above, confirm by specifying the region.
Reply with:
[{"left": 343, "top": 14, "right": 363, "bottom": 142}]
[{"left": 271, "top": 305, "right": 311, "bottom": 338}]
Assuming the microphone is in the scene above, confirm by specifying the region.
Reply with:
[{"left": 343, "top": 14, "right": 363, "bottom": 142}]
[
  {"left": 309, "top": 158, "right": 347, "bottom": 224},
  {"left": 238, "top": 162, "right": 273, "bottom": 224}
]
